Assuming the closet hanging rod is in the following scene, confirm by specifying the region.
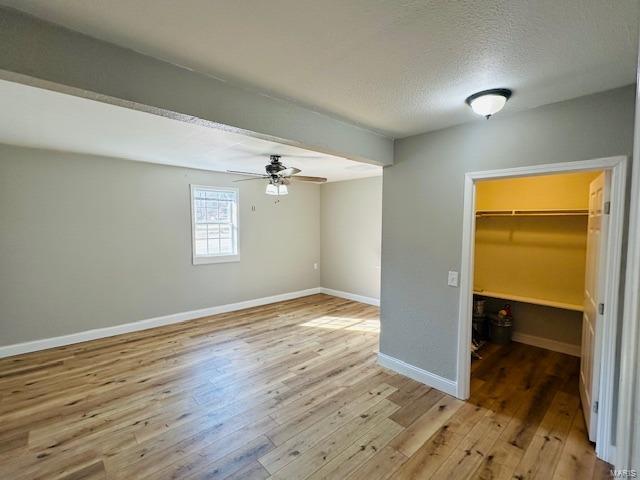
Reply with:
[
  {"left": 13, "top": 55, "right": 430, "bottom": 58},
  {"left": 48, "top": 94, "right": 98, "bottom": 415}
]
[{"left": 475, "top": 208, "right": 588, "bottom": 217}]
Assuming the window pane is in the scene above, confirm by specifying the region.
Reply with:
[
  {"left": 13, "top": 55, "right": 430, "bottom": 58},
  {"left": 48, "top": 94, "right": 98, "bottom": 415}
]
[
  {"left": 206, "top": 205, "right": 219, "bottom": 222},
  {"left": 208, "top": 239, "right": 220, "bottom": 254},
  {"left": 219, "top": 202, "right": 230, "bottom": 222},
  {"left": 219, "top": 225, "right": 231, "bottom": 238},
  {"left": 220, "top": 238, "right": 233, "bottom": 254},
  {"left": 195, "top": 225, "right": 207, "bottom": 239},
  {"left": 195, "top": 239, "right": 207, "bottom": 255},
  {"left": 196, "top": 207, "right": 205, "bottom": 223},
  {"left": 208, "top": 224, "right": 220, "bottom": 238}
]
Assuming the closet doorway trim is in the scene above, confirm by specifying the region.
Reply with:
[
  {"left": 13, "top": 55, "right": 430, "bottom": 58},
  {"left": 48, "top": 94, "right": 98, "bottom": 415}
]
[{"left": 456, "top": 155, "right": 627, "bottom": 465}]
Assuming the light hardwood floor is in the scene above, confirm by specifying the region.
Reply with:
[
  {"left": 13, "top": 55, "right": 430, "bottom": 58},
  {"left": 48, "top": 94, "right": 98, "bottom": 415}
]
[{"left": 0, "top": 294, "right": 609, "bottom": 479}]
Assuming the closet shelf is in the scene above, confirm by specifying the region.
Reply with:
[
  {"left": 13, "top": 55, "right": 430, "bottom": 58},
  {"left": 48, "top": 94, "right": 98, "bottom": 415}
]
[
  {"left": 472, "top": 290, "right": 584, "bottom": 312},
  {"left": 475, "top": 208, "right": 588, "bottom": 217}
]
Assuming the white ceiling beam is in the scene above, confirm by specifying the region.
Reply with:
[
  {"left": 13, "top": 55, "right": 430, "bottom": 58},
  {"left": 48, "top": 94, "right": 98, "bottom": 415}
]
[{"left": 0, "top": 7, "right": 393, "bottom": 166}]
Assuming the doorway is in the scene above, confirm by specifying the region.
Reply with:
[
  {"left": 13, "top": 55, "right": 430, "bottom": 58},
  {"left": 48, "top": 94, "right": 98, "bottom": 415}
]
[{"left": 456, "top": 156, "right": 627, "bottom": 463}]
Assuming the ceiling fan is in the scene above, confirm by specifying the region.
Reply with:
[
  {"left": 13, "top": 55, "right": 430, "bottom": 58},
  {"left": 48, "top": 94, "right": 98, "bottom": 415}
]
[{"left": 228, "top": 155, "right": 327, "bottom": 196}]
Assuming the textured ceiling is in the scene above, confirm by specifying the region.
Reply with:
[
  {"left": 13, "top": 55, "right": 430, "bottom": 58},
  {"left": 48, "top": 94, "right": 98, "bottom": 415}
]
[
  {"left": 0, "top": 80, "right": 381, "bottom": 182},
  {"left": 2, "top": 0, "right": 638, "bottom": 137}
]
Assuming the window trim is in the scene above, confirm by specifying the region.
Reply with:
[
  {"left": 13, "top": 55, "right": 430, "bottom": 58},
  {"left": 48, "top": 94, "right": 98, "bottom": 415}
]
[{"left": 190, "top": 184, "right": 240, "bottom": 265}]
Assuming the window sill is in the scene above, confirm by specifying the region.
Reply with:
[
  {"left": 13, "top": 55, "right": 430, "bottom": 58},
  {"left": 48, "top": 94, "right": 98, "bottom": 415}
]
[{"left": 193, "top": 254, "right": 240, "bottom": 265}]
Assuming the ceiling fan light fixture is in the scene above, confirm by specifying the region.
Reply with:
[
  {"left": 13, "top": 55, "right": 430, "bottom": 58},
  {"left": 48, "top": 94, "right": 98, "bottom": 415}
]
[
  {"left": 265, "top": 182, "right": 278, "bottom": 195},
  {"left": 266, "top": 181, "right": 288, "bottom": 196},
  {"left": 465, "top": 88, "right": 512, "bottom": 119},
  {"left": 230, "top": 155, "right": 325, "bottom": 194}
]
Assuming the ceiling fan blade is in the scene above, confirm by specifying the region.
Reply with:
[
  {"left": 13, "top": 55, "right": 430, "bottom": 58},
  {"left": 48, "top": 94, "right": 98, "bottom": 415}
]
[
  {"left": 227, "top": 170, "right": 267, "bottom": 177},
  {"left": 233, "top": 177, "right": 268, "bottom": 182},
  {"left": 280, "top": 154, "right": 326, "bottom": 160},
  {"left": 291, "top": 175, "right": 328, "bottom": 183},
  {"left": 278, "top": 167, "right": 302, "bottom": 176}
]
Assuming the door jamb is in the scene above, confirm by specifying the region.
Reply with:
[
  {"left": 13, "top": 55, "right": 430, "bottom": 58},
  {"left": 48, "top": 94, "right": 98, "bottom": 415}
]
[
  {"left": 616, "top": 78, "right": 640, "bottom": 469},
  {"left": 455, "top": 156, "right": 627, "bottom": 464}
]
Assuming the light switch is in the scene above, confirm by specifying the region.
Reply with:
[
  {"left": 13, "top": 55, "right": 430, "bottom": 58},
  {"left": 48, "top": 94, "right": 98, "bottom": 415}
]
[{"left": 447, "top": 271, "right": 459, "bottom": 287}]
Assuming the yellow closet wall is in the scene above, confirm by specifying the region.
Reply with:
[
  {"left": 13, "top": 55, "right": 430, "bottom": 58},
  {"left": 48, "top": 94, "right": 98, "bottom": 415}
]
[
  {"left": 474, "top": 171, "right": 600, "bottom": 308},
  {"left": 476, "top": 171, "right": 600, "bottom": 211}
]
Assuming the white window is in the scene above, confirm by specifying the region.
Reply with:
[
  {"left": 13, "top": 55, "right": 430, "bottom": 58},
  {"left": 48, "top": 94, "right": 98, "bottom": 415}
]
[{"left": 191, "top": 185, "right": 239, "bottom": 264}]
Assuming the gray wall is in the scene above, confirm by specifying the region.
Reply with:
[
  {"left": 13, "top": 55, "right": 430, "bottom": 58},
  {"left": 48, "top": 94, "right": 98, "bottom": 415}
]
[
  {"left": 381, "top": 85, "right": 636, "bottom": 380},
  {"left": 0, "top": 144, "right": 320, "bottom": 346},
  {"left": 320, "top": 177, "right": 382, "bottom": 299},
  {"left": 483, "top": 298, "right": 582, "bottom": 347}
]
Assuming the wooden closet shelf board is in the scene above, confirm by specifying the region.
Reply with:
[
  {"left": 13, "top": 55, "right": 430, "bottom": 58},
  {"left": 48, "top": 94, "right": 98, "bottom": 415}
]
[{"left": 472, "top": 290, "right": 584, "bottom": 312}]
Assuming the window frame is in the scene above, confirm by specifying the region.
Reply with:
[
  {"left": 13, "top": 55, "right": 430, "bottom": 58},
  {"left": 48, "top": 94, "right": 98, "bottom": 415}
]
[{"left": 190, "top": 184, "right": 240, "bottom": 265}]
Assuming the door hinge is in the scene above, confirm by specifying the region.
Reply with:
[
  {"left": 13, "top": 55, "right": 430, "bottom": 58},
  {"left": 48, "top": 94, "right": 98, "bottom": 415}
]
[
  {"left": 604, "top": 201, "right": 611, "bottom": 214},
  {"left": 594, "top": 400, "right": 599, "bottom": 414},
  {"left": 598, "top": 303, "right": 605, "bottom": 315}
]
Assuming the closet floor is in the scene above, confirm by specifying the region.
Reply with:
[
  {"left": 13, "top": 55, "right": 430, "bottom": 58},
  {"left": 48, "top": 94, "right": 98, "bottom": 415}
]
[{"left": 469, "top": 341, "right": 611, "bottom": 479}]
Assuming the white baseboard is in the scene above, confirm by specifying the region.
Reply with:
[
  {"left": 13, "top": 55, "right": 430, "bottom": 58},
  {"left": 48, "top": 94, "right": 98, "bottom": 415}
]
[
  {"left": 320, "top": 287, "right": 380, "bottom": 306},
  {"left": 377, "top": 352, "right": 458, "bottom": 397},
  {"left": 0, "top": 287, "right": 322, "bottom": 359},
  {"left": 512, "top": 332, "right": 581, "bottom": 357}
]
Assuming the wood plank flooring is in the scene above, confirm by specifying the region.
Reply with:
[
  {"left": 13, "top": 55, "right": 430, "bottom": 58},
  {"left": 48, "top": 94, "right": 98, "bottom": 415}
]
[{"left": 0, "top": 294, "right": 610, "bottom": 479}]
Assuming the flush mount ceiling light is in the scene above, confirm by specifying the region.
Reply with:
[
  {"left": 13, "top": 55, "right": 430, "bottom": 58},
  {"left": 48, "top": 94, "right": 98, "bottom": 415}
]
[{"left": 465, "top": 88, "right": 512, "bottom": 119}]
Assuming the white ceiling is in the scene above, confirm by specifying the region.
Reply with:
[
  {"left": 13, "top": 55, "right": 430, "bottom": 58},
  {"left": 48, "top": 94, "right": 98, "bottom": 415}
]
[
  {"left": 0, "top": 79, "right": 381, "bottom": 182},
  {"left": 2, "top": 0, "right": 638, "bottom": 138}
]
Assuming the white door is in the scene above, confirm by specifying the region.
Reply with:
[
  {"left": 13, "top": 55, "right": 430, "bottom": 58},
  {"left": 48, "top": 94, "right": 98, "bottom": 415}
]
[{"left": 580, "top": 171, "right": 610, "bottom": 441}]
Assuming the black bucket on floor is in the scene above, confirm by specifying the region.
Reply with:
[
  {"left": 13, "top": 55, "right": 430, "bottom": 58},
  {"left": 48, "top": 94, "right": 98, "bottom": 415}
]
[{"left": 489, "top": 314, "right": 512, "bottom": 345}]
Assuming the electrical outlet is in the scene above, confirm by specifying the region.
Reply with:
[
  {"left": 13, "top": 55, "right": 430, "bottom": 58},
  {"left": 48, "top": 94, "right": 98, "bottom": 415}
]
[
  {"left": 313, "top": 263, "right": 318, "bottom": 270},
  {"left": 447, "top": 271, "right": 459, "bottom": 287}
]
